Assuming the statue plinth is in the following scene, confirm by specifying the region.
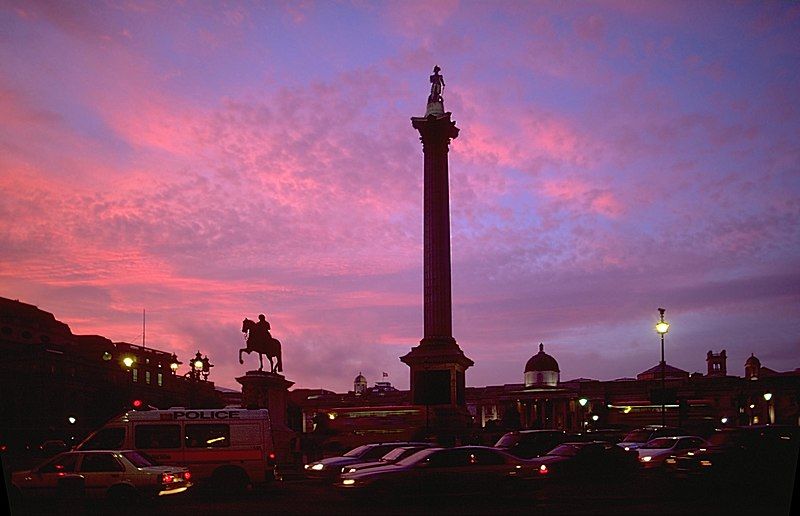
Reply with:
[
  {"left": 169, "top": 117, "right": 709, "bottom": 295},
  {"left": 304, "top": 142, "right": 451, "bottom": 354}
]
[{"left": 236, "top": 370, "right": 295, "bottom": 464}]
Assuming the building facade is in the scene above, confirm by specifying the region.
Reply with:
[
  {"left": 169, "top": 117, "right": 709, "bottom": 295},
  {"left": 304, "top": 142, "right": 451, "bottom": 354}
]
[{"left": 0, "top": 297, "right": 222, "bottom": 451}]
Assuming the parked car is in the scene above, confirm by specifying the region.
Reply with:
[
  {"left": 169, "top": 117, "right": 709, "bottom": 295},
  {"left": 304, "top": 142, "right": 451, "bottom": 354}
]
[
  {"left": 529, "top": 441, "right": 639, "bottom": 481},
  {"left": 618, "top": 426, "right": 683, "bottom": 451},
  {"left": 637, "top": 436, "right": 708, "bottom": 469},
  {"left": 304, "top": 442, "right": 431, "bottom": 481},
  {"left": 341, "top": 445, "right": 433, "bottom": 474},
  {"left": 494, "top": 430, "right": 571, "bottom": 459},
  {"left": 668, "top": 425, "right": 800, "bottom": 486},
  {"left": 9, "top": 449, "right": 192, "bottom": 507},
  {"left": 338, "top": 446, "right": 532, "bottom": 497}
]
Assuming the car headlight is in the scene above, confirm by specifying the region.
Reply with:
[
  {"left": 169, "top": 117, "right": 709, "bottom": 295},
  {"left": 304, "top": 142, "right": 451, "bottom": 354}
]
[
  {"left": 640, "top": 456, "right": 652, "bottom": 462},
  {"left": 700, "top": 460, "right": 712, "bottom": 467},
  {"left": 342, "top": 479, "right": 355, "bottom": 486},
  {"left": 311, "top": 463, "right": 324, "bottom": 471},
  {"left": 665, "top": 458, "right": 676, "bottom": 464}
]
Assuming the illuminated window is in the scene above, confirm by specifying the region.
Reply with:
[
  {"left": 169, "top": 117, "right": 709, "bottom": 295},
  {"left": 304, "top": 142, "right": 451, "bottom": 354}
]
[
  {"left": 145, "top": 371, "right": 151, "bottom": 384},
  {"left": 157, "top": 373, "right": 163, "bottom": 386},
  {"left": 132, "top": 368, "right": 138, "bottom": 382}
]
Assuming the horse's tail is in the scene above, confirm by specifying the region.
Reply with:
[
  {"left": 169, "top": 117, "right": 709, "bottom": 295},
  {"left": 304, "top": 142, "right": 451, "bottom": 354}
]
[{"left": 276, "top": 340, "right": 283, "bottom": 372}]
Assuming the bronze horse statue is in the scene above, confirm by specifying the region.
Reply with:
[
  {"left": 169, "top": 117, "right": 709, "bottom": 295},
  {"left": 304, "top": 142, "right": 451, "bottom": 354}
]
[{"left": 240, "top": 318, "right": 283, "bottom": 373}]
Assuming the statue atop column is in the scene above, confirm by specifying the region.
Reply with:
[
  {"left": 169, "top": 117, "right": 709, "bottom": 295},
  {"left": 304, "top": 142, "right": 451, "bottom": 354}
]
[
  {"left": 429, "top": 65, "right": 445, "bottom": 103},
  {"left": 240, "top": 314, "right": 283, "bottom": 373}
]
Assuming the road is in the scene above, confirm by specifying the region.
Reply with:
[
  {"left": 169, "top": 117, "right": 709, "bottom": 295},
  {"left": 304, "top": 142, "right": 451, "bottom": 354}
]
[{"left": 9, "top": 474, "right": 796, "bottom": 515}]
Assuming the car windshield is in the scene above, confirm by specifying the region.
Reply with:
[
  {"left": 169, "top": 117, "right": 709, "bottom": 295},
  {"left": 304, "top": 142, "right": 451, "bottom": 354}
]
[
  {"left": 397, "top": 448, "right": 436, "bottom": 466},
  {"left": 623, "top": 430, "right": 654, "bottom": 443},
  {"left": 122, "top": 451, "right": 156, "bottom": 468},
  {"left": 495, "top": 435, "right": 519, "bottom": 448},
  {"left": 641, "top": 438, "right": 676, "bottom": 449},
  {"left": 381, "top": 448, "right": 408, "bottom": 461},
  {"left": 344, "top": 445, "right": 371, "bottom": 457},
  {"left": 546, "top": 444, "right": 579, "bottom": 457}
]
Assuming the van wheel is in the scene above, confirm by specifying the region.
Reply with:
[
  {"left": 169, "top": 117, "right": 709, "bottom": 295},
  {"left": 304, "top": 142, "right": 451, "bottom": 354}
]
[{"left": 211, "top": 467, "right": 250, "bottom": 494}]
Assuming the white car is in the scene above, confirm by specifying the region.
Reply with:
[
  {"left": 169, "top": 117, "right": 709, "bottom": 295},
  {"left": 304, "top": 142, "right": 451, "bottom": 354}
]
[
  {"left": 10, "top": 449, "right": 192, "bottom": 506},
  {"left": 637, "top": 436, "right": 708, "bottom": 469}
]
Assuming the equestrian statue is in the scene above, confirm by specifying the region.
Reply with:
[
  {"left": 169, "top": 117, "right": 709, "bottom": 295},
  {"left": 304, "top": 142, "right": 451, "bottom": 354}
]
[{"left": 240, "top": 314, "right": 283, "bottom": 373}]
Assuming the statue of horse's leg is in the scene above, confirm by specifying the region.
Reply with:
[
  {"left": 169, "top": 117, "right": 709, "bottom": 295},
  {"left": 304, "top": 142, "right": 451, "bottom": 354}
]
[
  {"left": 258, "top": 353, "right": 263, "bottom": 371},
  {"left": 239, "top": 348, "right": 245, "bottom": 365},
  {"left": 277, "top": 348, "right": 283, "bottom": 373}
]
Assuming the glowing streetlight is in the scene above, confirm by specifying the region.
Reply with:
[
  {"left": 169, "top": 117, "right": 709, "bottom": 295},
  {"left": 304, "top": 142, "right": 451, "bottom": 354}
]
[
  {"left": 763, "top": 392, "right": 772, "bottom": 401},
  {"left": 578, "top": 398, "right": 588, "bottom": 407},
  {"left": 655, "top": 308, "right": 670, "bottom": 426},
  {"left": 67, "top": 416, "right": 76, "bottom": 425},
  {"left": 122, "top": 356, "right": 134, "bottom": 368}
]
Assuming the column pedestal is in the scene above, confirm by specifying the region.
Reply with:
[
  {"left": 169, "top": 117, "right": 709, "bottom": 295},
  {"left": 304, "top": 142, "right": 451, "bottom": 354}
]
[{"left": 236, "top": 371, "right": 296, "bottom": 464}]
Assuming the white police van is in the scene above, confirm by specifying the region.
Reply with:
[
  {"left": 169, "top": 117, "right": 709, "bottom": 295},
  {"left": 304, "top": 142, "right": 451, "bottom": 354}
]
[{"left": 77, "top": 407, "right": 276, "bottom": 490}]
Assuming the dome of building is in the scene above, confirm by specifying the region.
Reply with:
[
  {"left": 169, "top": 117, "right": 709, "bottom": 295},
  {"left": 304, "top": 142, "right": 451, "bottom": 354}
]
[
  {"left": 745, "top": 353, "right": 761, "bottom": 380},
  {"left": 353, "top": 372, "right": 367, "bottom": 394},
  {"left": 745, "top": 354, "right": 761, "bottom": 368},
  {"left": 525, "top": 343, "right": 560, "bottom": 373},
  {"left": 524, "top": 343, "right": 560, "bottom": 388}
]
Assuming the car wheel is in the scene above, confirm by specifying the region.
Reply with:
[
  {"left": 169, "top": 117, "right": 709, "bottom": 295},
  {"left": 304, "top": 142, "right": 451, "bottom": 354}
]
[
  {"left": 107, "top": 484, "right": 140, "bottom": 506},
  {"left": 9, "top": 486, "right": 23, "bottom": 511}
]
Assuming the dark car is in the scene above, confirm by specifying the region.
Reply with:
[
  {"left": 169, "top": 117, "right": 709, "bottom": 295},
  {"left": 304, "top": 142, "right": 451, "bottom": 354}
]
[
  {"left": 338, "top": 446, "right": 532, "bottom": 497},
  {"left": 669, "top": 425, "right": 800, "bottom": 487},
  {"left": 617, "top": 426, "right": 683, "bottom": 451},
  {"left": 340, "top": 445, "right": 433, "bottom": 475},
  {"left": 529, "top": 441, "right": 639, "bottom": 481},
  {"left": 304, "top": 442, "right": 431, "bottom": 481},
  {"left": 494, "top": 430, "right": 570, "bottom": 459}
]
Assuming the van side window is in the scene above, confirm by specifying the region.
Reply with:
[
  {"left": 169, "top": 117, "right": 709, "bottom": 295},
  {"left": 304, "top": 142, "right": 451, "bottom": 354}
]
[
  {"left": 135, "top": 425, "right": 181, "bottom": 449},
  {"left": 81, "top": 427, "right": 125, "bottom": 450},
  {"left": 186, "top": 424, "right": 230, "bottom": 448}
]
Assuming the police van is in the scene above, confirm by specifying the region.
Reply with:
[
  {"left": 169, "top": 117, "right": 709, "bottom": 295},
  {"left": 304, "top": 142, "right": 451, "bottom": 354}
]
[{"left": 76, "top": 407, "right": 276, "bottom": 490}]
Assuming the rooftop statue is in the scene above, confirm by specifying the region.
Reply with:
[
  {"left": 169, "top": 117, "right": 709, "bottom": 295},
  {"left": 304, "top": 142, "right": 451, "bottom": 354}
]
[{"left": 240, "top": 313, "right": 283, "bottom": 373}]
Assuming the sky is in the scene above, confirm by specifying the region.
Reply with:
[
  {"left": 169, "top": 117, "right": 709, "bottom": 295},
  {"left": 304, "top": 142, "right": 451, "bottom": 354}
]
[{"left": 1, "top": 0, "right": 798, "bottom": 393}]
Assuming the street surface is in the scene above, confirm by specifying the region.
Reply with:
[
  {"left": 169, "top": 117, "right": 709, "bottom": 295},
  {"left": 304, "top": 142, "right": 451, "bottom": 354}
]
[{"left": 8, "top": 474, "right": 796, "bottom": 515}]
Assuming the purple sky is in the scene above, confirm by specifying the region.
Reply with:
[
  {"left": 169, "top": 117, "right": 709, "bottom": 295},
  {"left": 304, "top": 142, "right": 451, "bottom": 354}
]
[{"left": 1, "top": 1, "right": 798, "bottom": 392}]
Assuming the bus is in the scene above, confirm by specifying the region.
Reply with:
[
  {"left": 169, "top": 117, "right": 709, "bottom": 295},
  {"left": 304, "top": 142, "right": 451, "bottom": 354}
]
[{"left": 76, "top": 407, "right": 276, "bottom": 490}]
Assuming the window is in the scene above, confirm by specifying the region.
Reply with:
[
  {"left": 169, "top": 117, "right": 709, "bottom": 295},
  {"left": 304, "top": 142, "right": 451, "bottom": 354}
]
[
  {"left": 157, "top": 373, "right": 163, "bottom": 386},
  {"left": 39, "top": 454, "right": 79, "bottom": 474},
  {"left": 132, "top": 368, "right": 138, "bottom": 382},
  {"left": 145, "top": 371, "right": 151, "bottom": 384},
  {"left": 81, "top": 427, "right": 125, "bottom": 450},
  {"left": 135, "top": 425, "right": 181, "bottom": 449},
  {"left": 186, "top": 424, "right": 230, "bottom": 448},
  {"left": 80, "top": 453, "right": 124, "bottom": 473}
]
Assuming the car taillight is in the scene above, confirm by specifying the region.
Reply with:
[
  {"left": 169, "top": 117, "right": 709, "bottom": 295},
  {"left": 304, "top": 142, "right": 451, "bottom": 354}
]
[
  {"left": 161, "top": 473, "right": 175, "bottom": 484},
  {"left": 268, "top": 452, "right": 276, "bottom": 462},
  {"left": 184, "top": 471, "right": 191, "bottom": 481},
  {"left": 538, "top": 465, "right": 548, "bottom": 475}
]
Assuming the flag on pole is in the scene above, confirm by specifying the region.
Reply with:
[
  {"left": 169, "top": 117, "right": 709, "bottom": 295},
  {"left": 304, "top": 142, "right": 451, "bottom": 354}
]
[{"left": 382, "top": 372, "right": 388, "bottom": 377}]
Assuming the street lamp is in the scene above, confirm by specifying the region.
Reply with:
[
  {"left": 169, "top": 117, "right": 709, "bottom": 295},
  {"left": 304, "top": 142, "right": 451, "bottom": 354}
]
[
  {"left": 764, "top": 392, "right": 774, "bottom": 424},
  {"left": 655, "top": 308, "right": 670, "bottom": 427}
]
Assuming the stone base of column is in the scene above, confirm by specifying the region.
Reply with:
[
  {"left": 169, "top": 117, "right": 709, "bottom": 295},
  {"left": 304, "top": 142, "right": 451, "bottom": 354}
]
[
  {"left": 400, "top": 339, "right": 473, "bottom": 408},
  {"left": 236, "top": 370, "right": 296, "bottom": 465}
]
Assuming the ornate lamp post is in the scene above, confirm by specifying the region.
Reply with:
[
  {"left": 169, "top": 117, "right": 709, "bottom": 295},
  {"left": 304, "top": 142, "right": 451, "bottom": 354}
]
[
  {"left": 763, "top": 392, "right": 774, "bottom": 424},
  {"left": 655, "top": 308, "right": 670, "bottom": 426},
  {"left": 578, "top": 398, "right": 588, "bottom": 431},
  {"left": 191, "top": 351, "right": 204, "bottom": 381}
]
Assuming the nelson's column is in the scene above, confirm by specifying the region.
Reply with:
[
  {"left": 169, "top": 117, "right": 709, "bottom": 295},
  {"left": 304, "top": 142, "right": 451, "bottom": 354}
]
[{"left": 401, "top": 67, "right": 473, "bottom": 431}]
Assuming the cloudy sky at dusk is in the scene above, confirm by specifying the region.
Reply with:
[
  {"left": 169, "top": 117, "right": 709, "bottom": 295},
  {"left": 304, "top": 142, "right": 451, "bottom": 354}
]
[{"left": 1, "top": 1, "right": 798, "bottom": 392}]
